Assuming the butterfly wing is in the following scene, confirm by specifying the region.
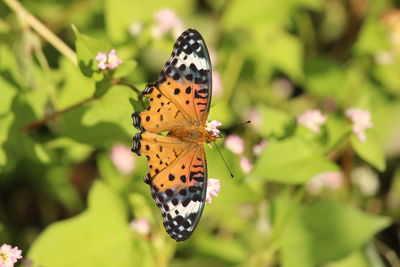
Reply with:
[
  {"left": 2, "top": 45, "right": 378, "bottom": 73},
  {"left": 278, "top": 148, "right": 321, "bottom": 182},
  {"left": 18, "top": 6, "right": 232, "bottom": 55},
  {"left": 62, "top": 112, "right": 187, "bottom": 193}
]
[
  {"left": 132, "top": 28, "right": 212, "bottom": 133},
  {"left": 132, "top": 132, "right": 207, "bottom": 241}
]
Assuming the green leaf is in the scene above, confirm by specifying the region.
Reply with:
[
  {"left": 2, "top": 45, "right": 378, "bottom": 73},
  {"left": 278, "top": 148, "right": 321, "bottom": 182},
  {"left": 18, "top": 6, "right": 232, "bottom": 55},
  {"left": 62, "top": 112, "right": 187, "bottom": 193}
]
[
  {"left": 114, "top": 60, "right": 137, "bottom": 78},
  {"left": 104, "top": 0, "right": 192, "bottom": 43},
  {"left": 45, "top": 137, "right": 93, "bottom": 163},
  {"left": 250, "top": 137, "right": 339, "bottom": 184},
  {"left": 304, "top": 57, "right": 347, "bottom": 100},
  {"left": 372, "top": 62, "right": 400, "bottom": 96},
  {"left": 72, "top": 25, "right": 111, "bottom": 78},
  {"left": 56, "top": 58, "right": 95, "bottom": 109},
  {"left": 354, "top": 17, "right": 390, "bottom": 55},
  {"left": 223, "top": 0, "right": 296, "bottom": 29},
  {"left": 326, "top": 244, "right": 385, "bottom": 267},
  {"left": 258, "top": 105, "right": 293, "bottom": 138},
  {"left": 0, "top": 76, "right": 17, "bottom": 114},
  {"left": 192, "top": 235, "right": 246, "bottom": 264},
  {"left": 28, "top": 181, "right": 135, "bottom": 267},
  {"left": 93, "top": 76, "right": 113, "bottom": 98},
  {"left": 351, "top": 130, "right": 385, "bottom": 171},
  {"left": 1, "top": 95, "right": 50, "bottom": 171},
  {"left": 250, "top": 27, "right": 303, "bottom": 81},
  {"left": 279, "top": 200, "right": 391, "bottom": 267},
  {"left": 82, "top": 85, "right": 136, "bottom": 136},
  {"left": 0, "top": 113, "right": 14, "bottom": 168}
]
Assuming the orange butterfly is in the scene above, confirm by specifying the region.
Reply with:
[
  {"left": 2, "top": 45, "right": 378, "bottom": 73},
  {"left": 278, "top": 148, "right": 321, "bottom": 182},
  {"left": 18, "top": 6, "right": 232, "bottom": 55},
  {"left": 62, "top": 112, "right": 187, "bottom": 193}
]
[{"left": 131, "top": 29, "right": 217, "bottom": 241}]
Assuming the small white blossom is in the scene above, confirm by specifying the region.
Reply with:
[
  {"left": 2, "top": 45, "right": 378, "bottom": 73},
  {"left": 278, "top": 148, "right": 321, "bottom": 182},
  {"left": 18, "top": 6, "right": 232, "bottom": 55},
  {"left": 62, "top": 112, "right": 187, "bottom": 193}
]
[
  {"left": 225, "top": 135, "right": 245, "bottom": 155},
  {"left": 206, "top": 178, "right": 220, "bottom": 203},
  {"left": 297, "top": 109, "right": 327, "bottom": 133},
  {"left": 345, "top": 108, "right": 373, "bottom": 142}
]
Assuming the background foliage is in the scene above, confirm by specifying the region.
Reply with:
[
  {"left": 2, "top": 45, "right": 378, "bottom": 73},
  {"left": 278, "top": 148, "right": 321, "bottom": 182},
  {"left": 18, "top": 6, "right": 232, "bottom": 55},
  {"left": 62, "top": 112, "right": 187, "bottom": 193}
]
[{"left": 1, "top": 0, "right": 400, "bottom": 266}]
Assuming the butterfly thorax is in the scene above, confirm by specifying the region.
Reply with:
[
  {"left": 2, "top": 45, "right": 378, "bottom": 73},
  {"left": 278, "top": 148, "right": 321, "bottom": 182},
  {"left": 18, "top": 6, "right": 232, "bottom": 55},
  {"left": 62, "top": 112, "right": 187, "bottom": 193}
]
[{"left": 168, "top": 126, "right": 217, "bottom": 144}]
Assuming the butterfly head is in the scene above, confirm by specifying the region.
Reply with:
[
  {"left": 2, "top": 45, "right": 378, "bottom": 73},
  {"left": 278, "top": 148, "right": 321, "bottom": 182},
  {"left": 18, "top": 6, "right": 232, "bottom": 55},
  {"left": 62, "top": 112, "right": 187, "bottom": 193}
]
[{"left": 205, "top": 130, "right": 218, "bottom": 143}]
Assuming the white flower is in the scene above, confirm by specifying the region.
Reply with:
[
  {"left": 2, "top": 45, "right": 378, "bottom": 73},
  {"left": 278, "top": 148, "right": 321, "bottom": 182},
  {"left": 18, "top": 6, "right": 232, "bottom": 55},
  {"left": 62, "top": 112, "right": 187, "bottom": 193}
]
[
  {"left": 253, "top": 140, "right": 268, "bottom": 156},
  {"left": 345, "top": 108, "right": 373, "bottom": 142},
  {"left": 351, "top": 167, "right": 379, "bottom": 196},
  {"left": 307, "top": 171, "right": 344, "bottom": 195},
  {"left": 130, "top": 219, "right": 150, "bottom": 235},
  {"left": 95, "top": 49, "right": 122, "bottom": 70},
  {"left": 0, "top": 244, "right": 22, "bottom": 267},
  {"left": 240, "top": 157, "right": 253, "bottom": 174},
  {"left": 225, "top": 135, "right": 245, "bottom": 155},
  {"left": 206, "top": 120, "right": 222, "bottom": 137},
  {"left": 206, "top": 178, "right": 220, "bottom": 203},
  {"left": 128, "top": 21, "right": 143, "bottom": 36},
  {"left": 297, "top": 109, "right": 327, "bottom": 133}
]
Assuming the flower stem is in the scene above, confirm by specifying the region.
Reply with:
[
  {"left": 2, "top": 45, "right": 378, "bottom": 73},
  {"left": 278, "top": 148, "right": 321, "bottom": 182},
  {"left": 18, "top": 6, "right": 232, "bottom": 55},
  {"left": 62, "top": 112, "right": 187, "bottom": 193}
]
[
  {"left": 4, "top": 0, "right": 77, "bottom": 65},
  {"left": 112, "top": 78, "right": 145, "bottom": 108},
  {"left": 22, "top": 97, "right": 93, "bottom": 133}
]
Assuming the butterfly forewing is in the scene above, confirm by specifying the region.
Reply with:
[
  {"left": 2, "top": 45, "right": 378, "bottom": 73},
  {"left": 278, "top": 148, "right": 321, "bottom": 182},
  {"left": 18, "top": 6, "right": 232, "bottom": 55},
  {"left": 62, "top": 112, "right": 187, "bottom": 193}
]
[{"left": 156, "top": 29, "right": 212, "bottom": 124}]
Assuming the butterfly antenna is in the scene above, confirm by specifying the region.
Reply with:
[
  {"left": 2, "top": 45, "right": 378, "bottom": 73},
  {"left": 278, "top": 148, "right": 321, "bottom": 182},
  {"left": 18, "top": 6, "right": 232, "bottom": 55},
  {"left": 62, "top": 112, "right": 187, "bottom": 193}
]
[
  {"left": 212, "top": 141, "right": 234, "bottom": 178},
  {"left": 235, "top": 120, "right": 251, "bottom": 128}
]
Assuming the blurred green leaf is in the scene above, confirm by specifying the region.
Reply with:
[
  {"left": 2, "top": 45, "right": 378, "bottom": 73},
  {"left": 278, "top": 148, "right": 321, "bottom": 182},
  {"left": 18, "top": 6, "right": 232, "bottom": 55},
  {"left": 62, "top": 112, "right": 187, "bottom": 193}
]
[
  {"left": 45, "top": 137, "right": 93, "bottom": 163},
  {"left": 104, "top": 0, "right": 192, "bottom": 43},
  {"left": 192, "top": 235, "right": 246, "bottom": 264},
  {"left": 56, "top": 58, "right": 94, "bottom": 109},
  {"left": 28, "top": 181, "right": 136, "bottom": 267},
  {"left": 351, "top": 131, "right": 385, "bottom": 171},
  {"left": 354, "top": 17, "right": 390, "bottom": 55},
  {"left": 0, "top": 113, "right": 14, "bottom": 168},
  {"left": 251, "top": 137, "right": 339, "bottom": 183},
  {"left": 223, "top": 0, "right": 295, "bottom": 29},
  {"left": 250, "top": 27, "right": 303, "bottom": 81},
  {"left": 373, "top": 62, "right": 400, "bottom": 96},
  {"left": 279, "top": 200, "right": 391, "bottom": 267},
  {"left": 304, "top": 57, "right": 347, "bottom": 100},
  {"left": 114, "top": 60, "right": 138, "bottom": 78},
  {"left": 0, "top": 76, "right": 17, "bottom": 114},
  {"left": 82, "top": 85, "right": 136, "bottom": 136},
  {"left": 258, "top": 105, "right": 293, "bottom": 138},
  {"left": 93, "top": 75, "right": 113, "bottom": 98},
  {"left": 326, "top": 243, "right": 385, "bottom": 267}
]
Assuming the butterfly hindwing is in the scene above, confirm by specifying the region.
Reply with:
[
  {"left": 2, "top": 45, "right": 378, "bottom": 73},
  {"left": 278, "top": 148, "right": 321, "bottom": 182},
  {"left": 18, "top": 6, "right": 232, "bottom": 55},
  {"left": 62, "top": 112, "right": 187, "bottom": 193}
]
[
  {"left": 132, "top": 131, "right": 207, "bottom": 241},
  {"left": 153, "top": 145, "right": 207, "bottom": 241}
]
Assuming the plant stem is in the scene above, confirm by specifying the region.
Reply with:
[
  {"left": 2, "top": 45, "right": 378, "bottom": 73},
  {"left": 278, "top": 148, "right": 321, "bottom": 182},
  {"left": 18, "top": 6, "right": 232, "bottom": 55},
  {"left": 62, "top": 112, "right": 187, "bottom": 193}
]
[
  {"left": 112, "top": 78, "right": 145, "bottom": 108},
  {"left": 22, "top": 97, "right": 93, "bottom": 133},
  {"left": 4, "top": 0, "right": 77, "bottom": 65}
]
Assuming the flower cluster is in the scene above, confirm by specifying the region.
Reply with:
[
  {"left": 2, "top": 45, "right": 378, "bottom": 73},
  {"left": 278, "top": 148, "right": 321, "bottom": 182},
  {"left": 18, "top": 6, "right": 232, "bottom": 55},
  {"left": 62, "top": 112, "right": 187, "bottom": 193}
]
[
  {"left": 224, "top": 134, "right": 268, "bottom": 174},
  {"left": 95, "top": 49, "right": 122, "bottom": 70},
  {"left": 297, "top": 109, "right": 327, "bottom": 133},
  {"left": 206, "top": 178, "right": 221, "bottom": 203},
  {"left": 0, "top": 244, "right": 22, "bottom": 267},
  {"left": 224, "top": 135, "right": 245, "bottom": 155},
  {"left": 345, "top": 108, "right": 373, "bottom": 142},
  {"left": 351, "top": 167, "right": 379, "bottom": 196},
  {"left": 307, "top": 171, "right": 344, "bottom": 195},
  {"left": 130, "top": 219, "right": 151, "bottom": 235},
  {"left": 206, "top": 120, "right": 222, "bottom": 137}
]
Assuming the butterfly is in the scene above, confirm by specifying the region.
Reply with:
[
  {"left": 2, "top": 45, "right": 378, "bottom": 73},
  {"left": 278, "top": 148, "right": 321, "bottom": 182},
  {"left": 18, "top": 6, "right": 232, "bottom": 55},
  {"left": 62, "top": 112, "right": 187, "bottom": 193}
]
[{"left": 131, "top": 29, "right": 216, "bottom": 241}]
